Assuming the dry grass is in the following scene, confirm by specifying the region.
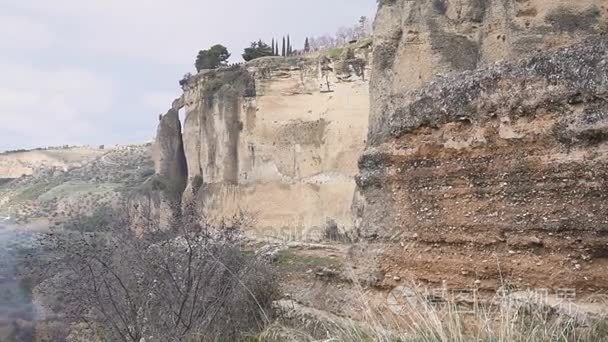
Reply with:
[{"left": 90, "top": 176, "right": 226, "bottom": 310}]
[{"left": 258, "top": 269, "right": 608, "bottom": 342}]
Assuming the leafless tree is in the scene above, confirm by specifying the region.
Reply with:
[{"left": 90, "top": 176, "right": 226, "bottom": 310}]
[
  {"left": 335, "top": 26, "right": 354, "bottom": 45},
  {"left": 28, "top": 204, "right": 277, "bottom": 342},
  {"left": 306, "top": 15, "right": 372, "bottom": 52},
  {"left": 309, "top": 35, "right": 337, "bottom": 51},
  {"left": 355, "top": 16, "right": 372, "bottom": 40}
]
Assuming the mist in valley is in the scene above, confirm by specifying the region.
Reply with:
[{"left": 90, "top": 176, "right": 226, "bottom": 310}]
[{"left": 0, "top": 226, "right": 45, "bottom": 342}]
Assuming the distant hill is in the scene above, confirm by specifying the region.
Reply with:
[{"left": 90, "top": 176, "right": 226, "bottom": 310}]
[
  {"left": 0, "top": 146, "right": 110, "bottom": 179},
  {"left": 0, "top": 144, "right": 154, "bottom": 225}
]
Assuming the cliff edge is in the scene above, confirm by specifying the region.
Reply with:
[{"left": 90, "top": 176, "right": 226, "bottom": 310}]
[{"left": 153, "top": 46, "right": 371, "bottom": 237}]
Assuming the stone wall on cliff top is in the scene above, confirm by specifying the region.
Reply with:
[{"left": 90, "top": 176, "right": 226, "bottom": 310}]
[{"left": 155, "top": 46, "right": 371, "bottom": 238}]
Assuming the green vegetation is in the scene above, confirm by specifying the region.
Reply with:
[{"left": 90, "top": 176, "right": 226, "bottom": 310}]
[
  {"left": 325, "top": 47, "right": 345, "bottom": 59},
  {"left": 275, "top": 249, "right": 340, "bottom": 271},
  {"left": 195, "top": 44, "right": 230, "bottom": 71},
  {"left": 38, "top": 181, "right": 118, "bottom": 202},
  {"left": 12, "top": 180, "right": 62, "bottom": 202},
  {"left": 271, "top": 38, "right": 277, "bottom": 56},
  {"left": 281, "top": 36, "right": 286, "bottom": 57},
  {"left": 199, "top": 67, "right": 252, "bottom": 96},
  {"left": 243, "top": 40, "right": 275, "bottom": 61},
  {"left": 61, "top": 205, "right": 116, "bottom": 232},
  {"left": 318, "top": 37, "right": 372, "bottom": 60},
  {"left": 0, "top": 145, "right": 153, "bottom": 223}
]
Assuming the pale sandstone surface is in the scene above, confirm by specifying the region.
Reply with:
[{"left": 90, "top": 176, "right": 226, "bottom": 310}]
[{"left": 155, "top": 49, "right": 371, "bottom": 237}]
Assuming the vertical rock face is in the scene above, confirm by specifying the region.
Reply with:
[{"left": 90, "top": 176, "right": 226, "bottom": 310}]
[
  {"left": 182, "top": 67, "right": 255, "bottom": 187},
  {"left": 132, "top": 100, "right": 188, "bottom": 233},
  {"left": 153, "top": 100, "right": 188, "bottom": 193},
  {"left": 180, "top": 50, "right": 370, "bottom": 237},
  {"left": 370, "top": 0, "right": 608, "bottom": 141},
  {"left": 356, "top": 0, "right": 608, "bottom": 291}
]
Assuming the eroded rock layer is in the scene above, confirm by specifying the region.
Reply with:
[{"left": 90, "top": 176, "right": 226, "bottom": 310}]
[{"left": 356, "top": 0, "right": 608, "bottom": 292}]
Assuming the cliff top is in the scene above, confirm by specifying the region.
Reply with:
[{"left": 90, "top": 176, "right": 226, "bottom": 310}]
[{"left": 180, "top": 38, "right": 373, "bottom": 89}]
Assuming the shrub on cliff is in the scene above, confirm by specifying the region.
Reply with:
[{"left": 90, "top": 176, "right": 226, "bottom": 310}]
[
  {"left": 195, "top": 44, "right": 230, "bottom": 71},
  {"left": 242, "top": 40, "right": 275, "bottom": 61},
  {"left": 60, "top": 204, "right": 117, "bottom": 232}
]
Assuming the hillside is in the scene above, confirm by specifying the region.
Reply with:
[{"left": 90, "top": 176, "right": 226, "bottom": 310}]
[
  {"left": 0, "top": 144, "right": 154, "bottom": 226},
  {"left": 0, "top": 146, "right": 107, "bottom": 179}
]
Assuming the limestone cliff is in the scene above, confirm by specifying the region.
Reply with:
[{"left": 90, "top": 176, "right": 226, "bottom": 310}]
[
  {"left": 370, "top": 0, "right": 607, "bottom": 141},
  {"left": 154, "top": 46, "right": 370, "bottom": 237},
  {"left": 154, "top": 99, "right": 188, "bottom": 193},
  {"left": 354, "top": 0, "right": 608, "bottom": 291},
  {"left": 136, "top": 100, "right": 188, "bottom": 233}
]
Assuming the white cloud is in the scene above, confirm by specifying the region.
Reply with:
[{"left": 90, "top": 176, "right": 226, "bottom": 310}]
[
  {"left": 0, "top": 0, "right": 376, "bottom": 149},
  {"left": 140, "top": 90, "right": 181, "bottom": 116},
  {"left": 5, "top": 0, "right": 376, "bottom": 65},
  {"left": 0, "top": 14, "right": 54, "bottom": 51},
  {"left": 0, "top": 63, "right": 115, "bottom": 149},
  {"left": 6, "top": 0, "right": 215, "bottom": 65}
]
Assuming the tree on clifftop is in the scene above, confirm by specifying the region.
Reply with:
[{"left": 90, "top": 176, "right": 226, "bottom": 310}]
[
  {"left": 195, "top": 44, "right": 230, "bottom": 72},
  {"left": 281, "top": 37, "right": 286, "bottom": 57},
  {"left": 242, "top": 40, "right": 274, "bottom": 61}
]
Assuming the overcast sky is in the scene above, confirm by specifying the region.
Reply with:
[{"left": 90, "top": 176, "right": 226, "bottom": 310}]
[{"left": 0, "top": 0, "right": 376, "bottom": 151}]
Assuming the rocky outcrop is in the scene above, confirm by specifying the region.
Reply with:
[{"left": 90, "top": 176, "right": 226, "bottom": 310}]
[
  {"left": 176, "top": 48, "right": 370, "bottom": 237},
  {"left": 358, "top": 36, "right": 608, "bottom": 237},
  {"left": 370, "top": 0, "right": 608, "bottom": 141},
  {"left": 135, "top": 100, "right": 188, "bottom": 233},
  {"left": 355, "top": 0, "right": 608, "bottom": 292},
  {"left": 153, "top": 99, "right": 188, "bottom": 193}
]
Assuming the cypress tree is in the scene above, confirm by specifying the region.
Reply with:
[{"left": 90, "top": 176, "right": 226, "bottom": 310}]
[
  {"left": 271, "top": 38, "right": 275, "bottom": 56},
  {"left": 286, "top": 35, "right": 291, "bottom": 56},
  {"left": 282, "top": 36, "right": 286, "bottom": 57},
  {"left": 304, "top": 37, "right": 310, "bottom": 52}
]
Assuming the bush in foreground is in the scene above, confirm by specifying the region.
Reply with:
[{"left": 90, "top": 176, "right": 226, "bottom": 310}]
[{"left": 31, "top": 208, "right": 277, "bottom": 342}]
